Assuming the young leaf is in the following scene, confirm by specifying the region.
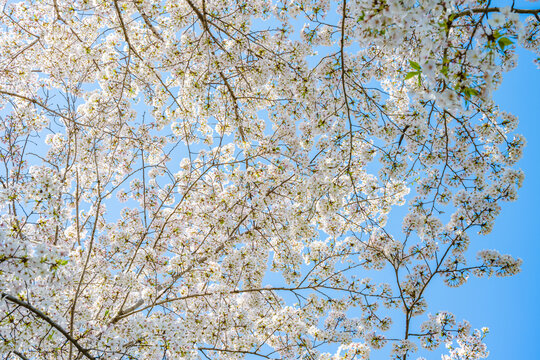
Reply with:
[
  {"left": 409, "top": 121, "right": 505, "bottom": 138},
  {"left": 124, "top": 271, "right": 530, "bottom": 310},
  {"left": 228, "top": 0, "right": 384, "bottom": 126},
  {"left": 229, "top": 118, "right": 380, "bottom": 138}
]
[
  {"left": 405, "top": 71, "right": 419, "bottom": 80},
  {"left": 498, "top": 37, "right": 513, "bottom": 50},
  {"left": 409, "top": 60, "right": 421, "bottom": 71},
  {"left": 463, "top": 87, "right": 479, "bottom": 98}
]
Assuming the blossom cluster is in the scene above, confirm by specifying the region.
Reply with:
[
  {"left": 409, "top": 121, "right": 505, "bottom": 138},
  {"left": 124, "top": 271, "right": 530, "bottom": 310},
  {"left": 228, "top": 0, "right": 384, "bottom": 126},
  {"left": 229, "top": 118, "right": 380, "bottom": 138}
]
[{"left": 0, "top": 0, "right": 536, "bottom": 359}]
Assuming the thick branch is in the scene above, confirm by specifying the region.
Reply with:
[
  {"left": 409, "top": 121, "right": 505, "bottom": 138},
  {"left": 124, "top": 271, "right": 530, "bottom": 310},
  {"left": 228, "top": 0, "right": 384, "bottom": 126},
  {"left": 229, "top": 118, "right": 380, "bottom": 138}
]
[
  {"left": 340, "top": 0, "right": 354, "bottom": 171},
  {"left": 133, "top": 1, "right": 164, "bottom": 41},
  {"left": 13, "top": 351, "right": 30, "bottom": 360},
  {"left": 1, "top": 293, "right": 95, "bottom": 360}
]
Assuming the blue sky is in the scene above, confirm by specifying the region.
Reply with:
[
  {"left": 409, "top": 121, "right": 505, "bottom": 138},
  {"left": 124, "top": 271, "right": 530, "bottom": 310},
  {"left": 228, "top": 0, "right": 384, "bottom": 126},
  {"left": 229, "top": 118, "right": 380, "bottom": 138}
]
[{"left": 424, "top": 47, "right": 540, "bottom": 359}]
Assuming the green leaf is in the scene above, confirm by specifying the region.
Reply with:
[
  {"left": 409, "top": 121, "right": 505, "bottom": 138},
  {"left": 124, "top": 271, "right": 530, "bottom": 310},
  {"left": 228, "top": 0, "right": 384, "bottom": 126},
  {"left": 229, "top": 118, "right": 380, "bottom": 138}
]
[
  {"left": 409, "top": 60, "right": 421, "bottom": 70},
  {"left": 463, "top": 87, "right": 479, "bottom": 98},
  {"left": 405, "top": 71, "right": 420, "bottom": 80},
  {"left": 498, "top": 37, "right": 513, "bottom": 50}
]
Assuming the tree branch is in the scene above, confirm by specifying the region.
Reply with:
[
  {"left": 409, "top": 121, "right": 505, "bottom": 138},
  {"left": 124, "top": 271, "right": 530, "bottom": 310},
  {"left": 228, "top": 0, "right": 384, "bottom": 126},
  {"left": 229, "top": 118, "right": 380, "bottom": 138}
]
[
  {"left": 13, "top": 351, "right": 30, "bottom": 360},
  {"left": 1, "top": 293, "right": 95, "bottom": 360}
]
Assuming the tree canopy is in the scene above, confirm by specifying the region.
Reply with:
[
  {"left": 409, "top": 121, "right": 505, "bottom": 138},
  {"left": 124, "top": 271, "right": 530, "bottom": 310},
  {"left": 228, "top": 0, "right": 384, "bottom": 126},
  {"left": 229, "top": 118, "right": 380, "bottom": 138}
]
[{"left": 0, "top": 0, "right": 538, "bottom": 359}]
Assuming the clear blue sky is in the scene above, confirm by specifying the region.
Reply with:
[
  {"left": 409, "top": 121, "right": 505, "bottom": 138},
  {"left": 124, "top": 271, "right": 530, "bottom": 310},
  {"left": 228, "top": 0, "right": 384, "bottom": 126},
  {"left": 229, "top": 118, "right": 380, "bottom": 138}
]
[{"left": 423, "top": 47, "right": 540, "bottom": 359}]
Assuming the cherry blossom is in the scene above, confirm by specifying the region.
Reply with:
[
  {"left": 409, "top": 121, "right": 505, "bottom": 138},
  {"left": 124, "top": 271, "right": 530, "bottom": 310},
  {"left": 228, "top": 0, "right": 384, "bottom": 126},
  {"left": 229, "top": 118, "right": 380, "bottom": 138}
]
[{"left": 0, "top": 0, "right": 538, "bottom": 359}]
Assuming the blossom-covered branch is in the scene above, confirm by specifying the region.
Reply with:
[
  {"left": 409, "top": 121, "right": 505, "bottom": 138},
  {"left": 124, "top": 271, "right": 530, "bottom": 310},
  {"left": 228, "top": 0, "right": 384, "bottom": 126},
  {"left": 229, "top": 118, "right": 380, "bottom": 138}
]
[{"left": 0, "top": 0, "right": 537, "bottom": 359}]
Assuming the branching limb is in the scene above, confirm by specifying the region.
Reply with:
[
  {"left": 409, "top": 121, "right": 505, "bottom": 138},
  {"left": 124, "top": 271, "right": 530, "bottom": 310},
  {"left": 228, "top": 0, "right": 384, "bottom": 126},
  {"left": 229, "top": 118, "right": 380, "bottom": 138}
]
[{"left": 1, "top": 293, "right": 95, "bottom": 360}]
